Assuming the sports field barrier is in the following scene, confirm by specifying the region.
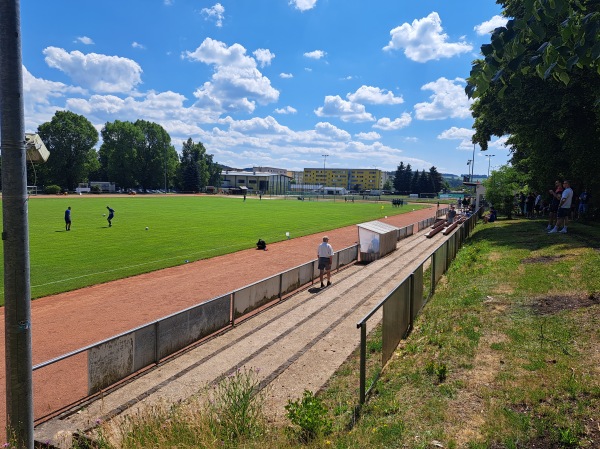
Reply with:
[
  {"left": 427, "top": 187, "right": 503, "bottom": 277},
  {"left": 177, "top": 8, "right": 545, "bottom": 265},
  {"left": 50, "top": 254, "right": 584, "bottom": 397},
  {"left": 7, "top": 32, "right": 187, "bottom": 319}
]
[
  {"left": 32, "top": 221, "right": 419, "bottom": 423},
  {"left": 356, "top": 209, "right": 479, "bottom": 405}
]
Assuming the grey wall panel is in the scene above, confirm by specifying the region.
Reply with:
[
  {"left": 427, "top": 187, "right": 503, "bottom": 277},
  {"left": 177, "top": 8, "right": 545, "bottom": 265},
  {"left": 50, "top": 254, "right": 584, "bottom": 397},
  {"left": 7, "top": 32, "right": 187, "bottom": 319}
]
[
  {"left": 382, "top": 279, "right": 411, "bottom": 366},
  {"left": 233, "top": 275, "right": 280, "bottom": 318},
  {"left": 299, "top": 261, "right": 314, "bottom": 286},
  {"left": 411, "top": 265, "right": 425, "bottom": 321},
  {"left": 338, "top": 246, "right": 356, "bottom": 267},
  {"left": 433, "top": 245, "right": 447, "bottom": 284},
  {"left": 158, "top": 295, "right": 230, "bottom": 359},
  {"left": 133, "top": 324, "right": 157, "bottom": 372},
  {"left": 88, "top": 334, "right": 134, "bottom": 394},
  {"left": 281, "top": 269, "right": 300, "bottom": 295}
]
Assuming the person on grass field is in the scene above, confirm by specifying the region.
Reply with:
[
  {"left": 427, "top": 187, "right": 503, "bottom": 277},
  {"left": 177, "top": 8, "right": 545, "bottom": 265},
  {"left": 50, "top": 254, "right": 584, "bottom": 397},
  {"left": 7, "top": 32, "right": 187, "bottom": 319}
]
[
  {"left": 317, "top": 236, "right": 334, "bottom": 288},
  {"left": 106, "top": 206, "right": 115, "bottom": 227},
  {"left": 64, "top": 206, "right": 71, "bottom": 231},
  {"left": 548, "top": 180, "right": 573, "bottom": 234}
]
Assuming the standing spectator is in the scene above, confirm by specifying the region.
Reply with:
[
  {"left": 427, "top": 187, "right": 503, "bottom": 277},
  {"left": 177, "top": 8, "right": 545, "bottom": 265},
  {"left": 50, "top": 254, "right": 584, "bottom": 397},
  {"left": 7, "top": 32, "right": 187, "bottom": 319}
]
[
  {"left": 534, "top": 192, "right": 542, "bottom": 217},
  {"left": 526, "top": 192, "right": 535, "bottom": 218},
  {"left": 461, "top": 196, "right": 469, "bottom": 211},
  {"left": 549, "top": 180, "right": 573, "bottom": 233},
  {"left": 546, "top": 180, "right": 563, "bottom": 230},
  {"left": 447, "top": 205, "right": 457, "bottom": 224},
  {"left": 578, "top": 188, "right": 589, "bottom": 219},
  {"left": 519, "top": 192, "right": 526, "bottom": 216},
  {"left": 64, "top": 206, "right": 72, "bottom": 231},
  {"left": 106, "top": 206, "right": 115, "bottom": 227},
  {"left": 317, "top": 236, "right": 334, "bottom": 288}
]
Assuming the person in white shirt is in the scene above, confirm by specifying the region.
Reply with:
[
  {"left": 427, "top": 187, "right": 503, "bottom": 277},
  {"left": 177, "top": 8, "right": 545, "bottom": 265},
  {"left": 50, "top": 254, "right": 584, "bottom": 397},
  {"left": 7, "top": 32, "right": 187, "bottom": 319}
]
[
  {"left": 549, "top": 180, "right": 573, "bottom": 234},
  {"left": 317, "top": 236, "right": 334, "bottom": 288}
]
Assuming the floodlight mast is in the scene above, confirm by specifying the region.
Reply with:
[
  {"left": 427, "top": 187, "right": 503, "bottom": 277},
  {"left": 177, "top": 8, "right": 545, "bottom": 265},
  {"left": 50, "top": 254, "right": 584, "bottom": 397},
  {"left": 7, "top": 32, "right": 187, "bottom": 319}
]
[{"left": 0, "top": 0, "right": 34, "bottom": 447}]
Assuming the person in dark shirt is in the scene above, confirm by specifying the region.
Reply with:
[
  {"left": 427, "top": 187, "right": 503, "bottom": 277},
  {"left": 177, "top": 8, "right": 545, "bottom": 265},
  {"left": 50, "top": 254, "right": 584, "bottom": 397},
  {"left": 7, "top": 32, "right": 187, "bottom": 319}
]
[
  {"left": 483, "top": 207, "right": 497, "bottom": 223},
  {"left": 106, "top": 206, "right": 115, "bottom": 227},
  {"left": 447, "top": 205, "right": 457, "bottom": 224},
  {"left": 65, "top": 206, "right": 71, "bottom": 231}
]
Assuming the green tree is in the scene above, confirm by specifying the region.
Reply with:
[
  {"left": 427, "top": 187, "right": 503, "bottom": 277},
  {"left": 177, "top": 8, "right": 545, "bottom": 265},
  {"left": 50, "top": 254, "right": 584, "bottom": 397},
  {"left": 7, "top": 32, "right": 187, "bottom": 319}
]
[
  {"left": 394, "top": 162, "right": 413, "bottom": 194},
  {"left": 178, "top": 138, "right": 207, "bottom": 192},
  {"left": 484, "top": 165, "right": 528, "bottom": 219},
  {"left": 428, "top": 166, "right": 443, "bottom": 194},
  {"left": 134, "top": 120, "right": 177, "bottom": 191},
  {"left": 37, "top": 111, "right": 98, "bottom": 191},
  {"left": 393, "top": 162, "right": 406, "bottom": 193},
  {"left": 177, "top": 138, "right": 220, "bottom": 192},
  {"left": 99, "top": 120, "right": 178, "bottom": 191},
  {"left": 466, "top": 0, "right": 600, "bottom": 99},
  {"left": 99, "top": 120, "right": 144, "bottom": 190},
  {"left": 417, "top": 170, "right": 430, "bottom": 194},
  {"left": 467, "top": 0, "right": 600, "bottom": 201}
]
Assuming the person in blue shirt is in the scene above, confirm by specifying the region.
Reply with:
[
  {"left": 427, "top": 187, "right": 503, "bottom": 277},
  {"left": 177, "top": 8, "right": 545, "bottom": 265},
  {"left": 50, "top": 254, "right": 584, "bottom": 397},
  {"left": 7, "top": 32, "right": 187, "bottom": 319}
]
[
  {"left": 106, "top": 206, "right": 115, "bottom": 227},
  {"left": 64, "top": 206, "right": 71, "bottom": 231}
]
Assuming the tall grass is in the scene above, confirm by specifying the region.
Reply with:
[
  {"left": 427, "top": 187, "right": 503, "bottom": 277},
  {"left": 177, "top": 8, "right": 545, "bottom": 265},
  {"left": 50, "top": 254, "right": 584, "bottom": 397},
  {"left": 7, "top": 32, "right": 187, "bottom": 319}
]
[{"left": 0, "top": 195, "right": 423, "bottom": 303}]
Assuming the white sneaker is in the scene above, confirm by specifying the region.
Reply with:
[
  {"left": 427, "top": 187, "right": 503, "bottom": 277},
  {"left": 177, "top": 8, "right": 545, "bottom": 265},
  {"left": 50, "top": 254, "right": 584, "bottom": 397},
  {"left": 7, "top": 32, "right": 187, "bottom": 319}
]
[
  {"left": 559, "top": 228, "right": 567, "bottom": 233},
  {"left": 546, "top": 225, "right": 552, "bottom": 230},
  {"left": 548, "top": 227, "right": 558, "bottom": 234}
]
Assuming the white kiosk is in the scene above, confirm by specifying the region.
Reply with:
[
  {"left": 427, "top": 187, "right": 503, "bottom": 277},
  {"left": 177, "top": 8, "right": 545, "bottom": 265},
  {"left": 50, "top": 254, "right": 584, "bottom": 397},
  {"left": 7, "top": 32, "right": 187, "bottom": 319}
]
[{"left": 357, "top": 220, "right": 400, "bottom": 263}]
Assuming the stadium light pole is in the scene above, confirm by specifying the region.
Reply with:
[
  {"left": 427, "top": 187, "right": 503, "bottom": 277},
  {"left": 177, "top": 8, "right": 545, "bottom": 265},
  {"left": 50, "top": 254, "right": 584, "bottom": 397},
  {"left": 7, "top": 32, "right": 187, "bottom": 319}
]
[
  {"left": 322, "top": 154, "right": 329, "bottom": 196},
  {"left": 472, "top": 143, "right": 476, "bottom": 181},
  {"left": 0, "top": 0, "right": 35, "bottom": 447},
  {"left": 486, "top": 154, "right": 495, "bottom": 177}
]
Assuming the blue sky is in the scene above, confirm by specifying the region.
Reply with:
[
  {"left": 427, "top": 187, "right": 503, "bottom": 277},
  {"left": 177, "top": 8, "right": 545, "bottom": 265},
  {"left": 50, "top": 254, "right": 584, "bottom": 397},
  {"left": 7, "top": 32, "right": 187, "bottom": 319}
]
[{"left": 20, "top": 0, "right": 509, "bottom": 176}]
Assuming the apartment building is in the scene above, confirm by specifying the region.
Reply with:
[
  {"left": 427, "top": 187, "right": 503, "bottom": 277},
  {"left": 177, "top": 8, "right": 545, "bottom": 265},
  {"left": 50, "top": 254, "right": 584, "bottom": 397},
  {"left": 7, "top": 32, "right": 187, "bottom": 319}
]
[{"left": 303, "top": 168, "right": 382, "bottom": 191}]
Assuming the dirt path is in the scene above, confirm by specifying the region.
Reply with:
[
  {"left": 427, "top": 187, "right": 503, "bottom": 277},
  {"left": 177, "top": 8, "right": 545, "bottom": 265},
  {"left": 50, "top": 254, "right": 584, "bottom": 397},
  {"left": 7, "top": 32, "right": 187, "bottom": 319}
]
[{"left": 0, "top": 205, "right": 438, "bottom": 436}]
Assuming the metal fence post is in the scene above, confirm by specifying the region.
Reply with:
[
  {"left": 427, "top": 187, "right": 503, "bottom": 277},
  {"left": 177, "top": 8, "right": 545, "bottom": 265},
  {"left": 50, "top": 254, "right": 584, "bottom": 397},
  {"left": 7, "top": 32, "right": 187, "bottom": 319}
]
[{"left": 359, "top": 322, "right": 367, "bottom": 404}]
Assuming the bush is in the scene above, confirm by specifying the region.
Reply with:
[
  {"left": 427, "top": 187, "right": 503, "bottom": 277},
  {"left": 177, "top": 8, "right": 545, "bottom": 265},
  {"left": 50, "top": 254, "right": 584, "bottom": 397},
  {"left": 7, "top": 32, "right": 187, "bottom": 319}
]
[
  {"left": 285, "top": 389, "right": 332, "bottom": 442},
  {"left": 45, "top": 185, "right": 61, "bottom": 194},
  {"left": 90, "top": 185, "right": 102, "bottom": 194}
]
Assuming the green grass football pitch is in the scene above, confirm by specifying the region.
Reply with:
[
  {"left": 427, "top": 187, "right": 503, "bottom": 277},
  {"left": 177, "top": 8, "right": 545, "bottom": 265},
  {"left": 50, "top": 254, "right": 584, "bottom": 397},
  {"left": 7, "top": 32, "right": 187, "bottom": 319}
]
[{"left": 0, "top": 195, "right": 426, "bottom": 304}]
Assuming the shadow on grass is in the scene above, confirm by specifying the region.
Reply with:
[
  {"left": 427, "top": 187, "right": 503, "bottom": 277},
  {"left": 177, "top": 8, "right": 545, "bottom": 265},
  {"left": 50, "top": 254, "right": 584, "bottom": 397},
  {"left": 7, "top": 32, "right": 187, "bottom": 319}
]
[{"left": 471, "top": 217, "right": 600, "bottom": 252}]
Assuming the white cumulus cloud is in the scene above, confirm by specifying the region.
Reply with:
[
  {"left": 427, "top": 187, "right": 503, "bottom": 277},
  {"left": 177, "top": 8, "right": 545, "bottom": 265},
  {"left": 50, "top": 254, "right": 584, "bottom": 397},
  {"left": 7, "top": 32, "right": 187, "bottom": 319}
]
[
  {"left": 347, "top": 85, "right": 404, "bottom": 105},
  {"left": 290, "top": 0, "right": 318, "bottom": 11},
  {"left": 475, "top": 15, "right": 508, "bottom": 35},
  {"left": 201, "top": 3, "right": 225, "bottom": 27},
  {"left": 438, "top": 126, "right": 475, "bottom": 150},
  {"left": 383, "top": 12, "right": 472, "bottom": 62},
  {"left": 414, "top": 77, "right": 473, "bottom": 120},
  {"left": 314, "top": 95, "right": 375, "bottom": 123},
  {"left": 373, "top": 114, "right": 412, "bottom": 130},
  {"left": 183, "top": 38, "right": 279, "bottom": 114},
  {"left": 75, "top": 36, "right": 94, "bottom": 45},
  {"left": 43, "top": 47, "right": 143, "bottom": 93},
  {"left": 304, "top": 50, "right": 326, "bottom": 59},
  {"left": 314, "top": 122, "right": 351, "bottom": 140},
  {"left": 253, "top": 48, "right": 275, "bottom": 68},
  {"left": 274, "top": 106, "right": 297, "bottom": 114},
  {"left": 280, "top": 73, "right": 294, "bottom": 79},
  {"left": 355, "top": 131, "right": 381, "bottom": 141}
]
